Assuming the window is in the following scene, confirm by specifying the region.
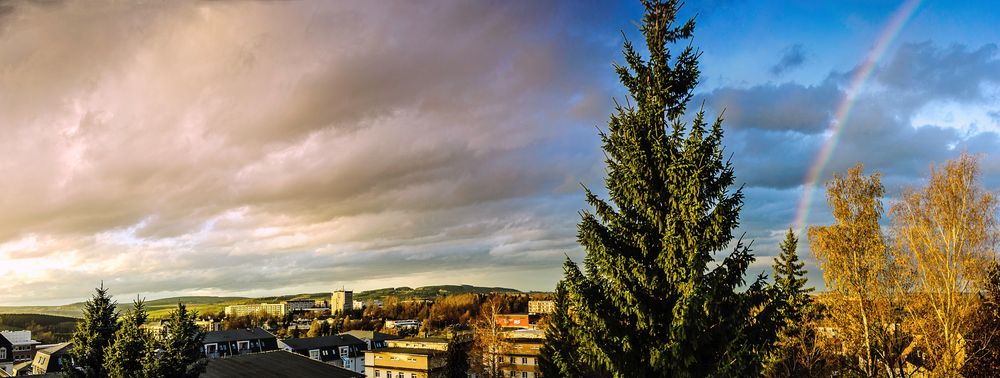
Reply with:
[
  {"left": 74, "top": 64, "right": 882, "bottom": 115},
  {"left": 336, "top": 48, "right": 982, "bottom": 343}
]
[
  {"left": 412, "top": 374, "right": 417, "bottom": 378},
  {"left": 522, "top": 357, "right": 527, "bottom": 364},
  {"left": 237, "top": 341, "right": 250, "bottom": 351},
  {"left": 375, "top": 370, "right": 380, "bottom": 377},
  {"left": 510, "top": 356, "right": 515, "bottom": 364},
  {"left": 522, "top": 372, "right": 528, "bottom": 378},
  {"left": 0, "top": 347, "right": 6, "bottom": 359},
  {"left": 397, "top": 373, "right": 403, "bottom": 378},
  {"left": 510, "top": 371, "right": 516, "bottom": 377},
  {"left": 309, "top": 350, "right": 321, "bottom": 360}
]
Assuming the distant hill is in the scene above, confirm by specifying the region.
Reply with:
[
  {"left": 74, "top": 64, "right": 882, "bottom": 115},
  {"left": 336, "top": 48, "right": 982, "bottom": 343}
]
[{"left": 0, "top": 284, "right": 522, "bottom": 318}]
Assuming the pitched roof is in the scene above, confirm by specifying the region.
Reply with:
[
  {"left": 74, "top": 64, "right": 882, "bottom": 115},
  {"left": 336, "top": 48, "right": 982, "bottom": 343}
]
[
  {"left": 36, "top": 343, "right": 72, "bottom": 357},
  {"left": 281, "top": 335, "right": 364, "bottom": 351},
  {"left": 339, "top": 330, "right": 400, "bottom": 342},
  {"left": 200, "top": 350, "right": 363, "bottom": 378},
  {"left": 203, "top": 328, "right": 276, "bottom": 344}
]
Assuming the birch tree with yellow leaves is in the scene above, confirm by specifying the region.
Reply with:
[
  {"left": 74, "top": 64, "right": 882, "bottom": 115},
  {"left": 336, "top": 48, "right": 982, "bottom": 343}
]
[{"left": 890, "top": 153, "right": 998, "bottom": 376}]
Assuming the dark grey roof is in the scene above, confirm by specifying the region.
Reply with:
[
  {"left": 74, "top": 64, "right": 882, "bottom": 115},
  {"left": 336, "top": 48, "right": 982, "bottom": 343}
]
[
  {"left": 339, "top": 330, "right": 400, "bottom": 342},
  {"left": 281, "top": 335, "right": 364, "bottom": 351},
  {"left": 200, "top": 351, "right": 363, "bottom": 378},
  {"left": 203, "top": 328, "right": 276, "bottom": 344},
  {"left": 37, "top": 343, "right": 72, "bottom": 356}
]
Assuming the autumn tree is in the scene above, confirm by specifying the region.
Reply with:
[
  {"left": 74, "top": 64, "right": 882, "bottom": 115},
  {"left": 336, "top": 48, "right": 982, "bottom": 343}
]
[
  {"left": 962, "top": 263, "right": 1000, "bottom": 376},
  {"left": 559, "top": 0, "right": 783, "bottom": 376},
  {"left": 68, "top": 283, "right": 120, "bottom": 378},
  {"left": 890, "top": 153, "right": 998, "bottom": 375},
  {"left": 469, "top": 298, "right": 512, "bottom": 378},
  {"left": 809, "top": 164, "right": 910, "bottom": 377}
]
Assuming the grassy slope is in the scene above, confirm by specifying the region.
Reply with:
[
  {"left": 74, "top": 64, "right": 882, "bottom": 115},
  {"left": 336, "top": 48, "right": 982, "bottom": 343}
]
[{"left": 0, "top": 285, "right": 523, "bottom": 319}]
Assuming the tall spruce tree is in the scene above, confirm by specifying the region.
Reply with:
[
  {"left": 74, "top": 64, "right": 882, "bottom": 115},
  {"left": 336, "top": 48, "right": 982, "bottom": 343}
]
[
  {"left": 67, "top": 283, "right": 120, "bottom": 378},
  {"left": 104, "top": 298, "right": 156, "bottom": 378},
  {"left": 773, "top": 228, "right": 812, "bottom": 323},
  {"left": 540, "top": 280, "right": 596, "bottom": 377},
  {"left": 560, "top": 1, "right": 783, "bottom": 376},
  {"left": 148, "top": 303, "right": 206, "bottom": 378}
]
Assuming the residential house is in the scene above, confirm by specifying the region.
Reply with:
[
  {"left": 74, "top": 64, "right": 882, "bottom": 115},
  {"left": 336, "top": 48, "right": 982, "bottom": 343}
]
[
  {"left": 200, "top": 350, "right": 363, "bottom": 378},
  {"left": 279, "top": 334, "right": 367, "bottom": 373},
  {"left": 498, "top": 338, "right": 543, "bottom": 378},
  {"left": 201, "top": 328, "right": 279, "bottom": 359},
  {"left": 30, "top": 343, "right": 72, "bottom": 375},
  {"left": 0, "top": 332, "right": 12, "bottom": 377},
  {"left": 0, "top": 331, "right": 40, "bottom": 365},
  {"left": 364, "top": 347, "right": 447, "bottom": 378},
  {"left": 282, "top": 300, "right": 317, "bottom": 313}
]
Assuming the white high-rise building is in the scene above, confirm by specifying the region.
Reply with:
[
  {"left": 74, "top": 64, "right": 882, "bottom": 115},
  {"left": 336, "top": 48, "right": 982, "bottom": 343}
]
[{"left": 331, "top": 290, "right": 353, "bottom": 314}]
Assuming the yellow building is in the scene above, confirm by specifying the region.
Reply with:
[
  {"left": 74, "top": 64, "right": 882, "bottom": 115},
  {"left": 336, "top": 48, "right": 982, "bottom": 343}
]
[
  {"left": 527, "top": 300, "right": 555, "bottom": 315},
  {"left": 224, "top": 303, "right": 288, "bottom": 317},
  {"left": 364, "top": 347, "right": 447, "bottom": 378},
  {"left": 332, "top": 290, "right": 353, "bottom": 314},
  {"left": 498, "top": 338, "right": 543, "bottom": 378}
]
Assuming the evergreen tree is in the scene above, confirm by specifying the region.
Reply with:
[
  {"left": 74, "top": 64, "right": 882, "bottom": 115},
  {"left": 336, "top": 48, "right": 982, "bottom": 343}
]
[
  {"left": 765, "top": 229, "right": 826, "bottom": 377},
  {"left": 148, "top": 303, "right": 206, "bottom": 378},
  {"left": 104, "top": 298, "right": 156, "bottom": 378},
  {"left": 67, "top": 283, "right": 120, "bottom": 378},
  {"left": 773, "top": 228, "right": 812, "bottom": 324},
  {"left": 540, "top": 280, "right": 593, "bottom": 377},
  {"left": 444, "top": 338, "right": 470, "bottom": 378},
  {"left": 560, "top": 1, "right": 783, "bottom": 376}
]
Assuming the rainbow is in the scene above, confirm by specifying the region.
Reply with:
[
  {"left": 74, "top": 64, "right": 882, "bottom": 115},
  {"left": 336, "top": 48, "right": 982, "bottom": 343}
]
[{"left": 792, "top": 0, "right": 922, "bottom": 233}]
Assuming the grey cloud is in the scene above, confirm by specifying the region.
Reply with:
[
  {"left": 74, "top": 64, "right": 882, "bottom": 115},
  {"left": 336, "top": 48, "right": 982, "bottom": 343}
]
[
  {"left": 876, "top": 42, "right": 1000, "bottom": 104},
  {"left": 769, "top": 43, "right": 807, "bottom": 76},
  {"left": 702, "top": 82, "right": 839, "bottom": 134}
]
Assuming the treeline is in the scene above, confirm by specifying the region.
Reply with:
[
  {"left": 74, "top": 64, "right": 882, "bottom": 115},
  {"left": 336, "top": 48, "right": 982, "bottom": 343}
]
[
  {"left": 0, "top": 313, "right": 77, "bottom": 343},
  {"left": 538, "top": 1, "right": 1000, "bottom": 377}
]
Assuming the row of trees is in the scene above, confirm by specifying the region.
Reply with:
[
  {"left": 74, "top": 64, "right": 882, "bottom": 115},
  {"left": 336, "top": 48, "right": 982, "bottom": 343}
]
[
  {"left": 536, "top": 0, "right": 999, "bottom": 377},
  {"left": 67, "top": 285, "right": 206, "bottom": 378},
  {"left": 806, "top": 155, "right": 998, "bottom": 377}
]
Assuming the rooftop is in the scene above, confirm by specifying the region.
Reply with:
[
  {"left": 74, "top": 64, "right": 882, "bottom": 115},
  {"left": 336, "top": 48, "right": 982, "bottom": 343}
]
[
  {"left": 200, "top": 350, "right": 363, "bottom": 378},
  {"left": 204, "top": 328, "right": 276, "bottom": 344},
  {"left": 281, "top": 334, "right": 364, "bottom": 350},
  {"left": 339, "top": 330, "right": 401, "bottom": 342},
  {"left": 368, "top": 347, "right": 444, "bottom": 356}
]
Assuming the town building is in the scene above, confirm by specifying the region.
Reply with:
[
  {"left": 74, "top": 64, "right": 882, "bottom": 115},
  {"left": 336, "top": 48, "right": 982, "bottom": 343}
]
[
  {"left": 332, "top": 290, "right": 353, "bottom": 314},
  {"left": 384, "top": 320, "right": 421, "bottom": 330},
  {"left": 340, "top": 330, "right": 401, "bottom": 351},
  {"left": 353, "top": 300, "right": 366, "bottom": 310},
  {"left": 279, "top": 334, "right": 367, "bottom": 373},
  {"left": 0, "top": 330, "right": 41, "bottom": 364},
  {"left": 493, "top": 314, "right": 538, "bottom": 329},
  {"left": 527, "top": 300, "right": 555, "bottom": 315},
  {"left": 364, "top": 347, "right": 447, "bottom": 378},
  {"left": 385, "top": 338, "right": 449, "bottom": 351},
  {"left": 223, "top": 303, "right": 288, "bottom": 317},
  {"left": 283, "top": 299, "right": 318, "bottom": 313},
  {"left": 31, "top": 343, "right": 72, "bottom": 375},
  {"left": 143, "top": 319, "right": 222, "bottom": 340},
  {"left": 498, "top": 338, "right": 543, "bottom": 378},
  {"left": 0, "top": 332, "right": 12, "bottom": 377},
  {"left": 201, "top": 350, "right": 363, "bottom": 378},
  {"left": 201, "top": 328, "right": 279, "bottom": 359}
]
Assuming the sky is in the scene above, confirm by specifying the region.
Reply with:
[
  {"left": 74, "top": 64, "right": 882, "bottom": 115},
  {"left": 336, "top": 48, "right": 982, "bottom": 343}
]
[{"left": 0, "top": 0, "right": 998, "bottom": 305}]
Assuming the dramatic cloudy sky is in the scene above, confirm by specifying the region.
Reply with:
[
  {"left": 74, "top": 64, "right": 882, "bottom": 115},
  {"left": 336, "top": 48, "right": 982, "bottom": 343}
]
[{"left": 1, "top": 1, "right": 998, "bottom": 305}]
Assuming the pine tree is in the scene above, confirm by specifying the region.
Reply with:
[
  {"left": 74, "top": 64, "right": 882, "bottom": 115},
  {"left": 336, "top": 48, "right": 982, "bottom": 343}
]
[
  {"left": 540, "top": 280, "right": 595, "bottom": 377},
  {"left": 765, "top": 229, "right": 826, "bottom": 378},
  {"left": 773, "top": 228, "right": 812, "bottom": 323},
  {"left": 67, "top": 283, "right": 120, "bottom": 378},
  {"left": 148, "top": 303, "right": 206, "bottom": 378},
  {"left": 559, "top": 1, "right": 783, "bottom": 376},
  {"left": 104, "top": 298, "right": 156, "bottom": 378}
]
